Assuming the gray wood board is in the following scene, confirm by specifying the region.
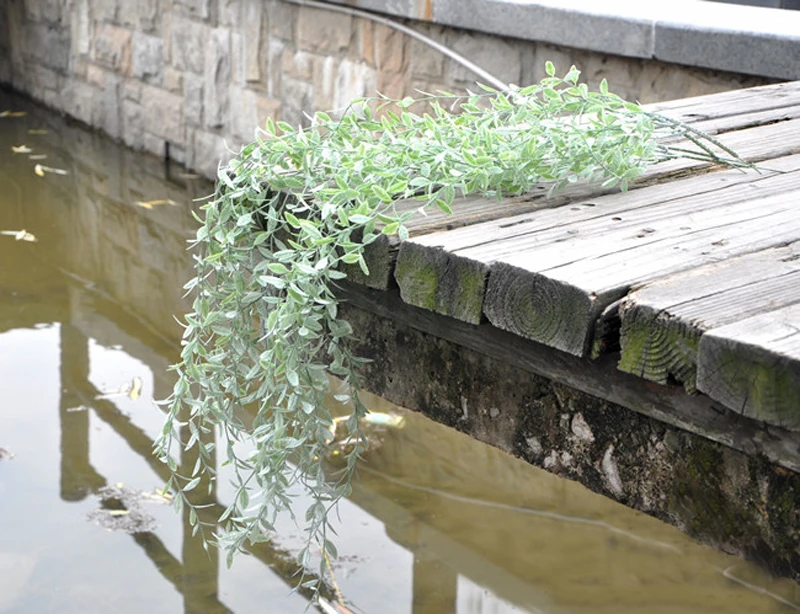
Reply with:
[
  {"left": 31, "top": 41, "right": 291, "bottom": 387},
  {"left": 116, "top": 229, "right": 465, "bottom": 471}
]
[
  {"left": 353, "top": 94, "right": 800, "bottom": 290},
  {"left": 697, "top": 303, "right": 800, "bottom": 431},
  {"left": 394, "top": 155, "right": 800, "bottom": 329},
  {"left": 618, "top": 242, "right": 800, "bottom": 391},
  {"left": 645, "top": 81, "right": 800, "bottom": 123},
  {"left": 336, "top": 281, "right": 800, "bottom": 474},
  {"left": 484, "top": 190, "right": 800, "bottom": 356}
]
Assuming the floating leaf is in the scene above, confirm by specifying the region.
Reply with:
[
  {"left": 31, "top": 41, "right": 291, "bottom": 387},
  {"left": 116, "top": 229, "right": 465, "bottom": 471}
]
[
  {"left": 128, "top": 376, "right": 143, "bottom": 401},
  {"left": 11, "top": 145, "right": 32, "bottom": 154},
  {"left": 28, "top": 129, "right": 48, "bottom": 135},
  {"left": 135, "top": 199, "right": 178, "bottom": 209},
  {"left": 0, "top": 229, "right": 38, "bottom": 242},
  {"left": 0, "top": 110, "right": 26, "bottom": 118},
  {"left": 28, "top": 154, "right": 47, "bottom": 160},
  {"left": 34, "top": 164, "right": 68, "bottom": 176}
]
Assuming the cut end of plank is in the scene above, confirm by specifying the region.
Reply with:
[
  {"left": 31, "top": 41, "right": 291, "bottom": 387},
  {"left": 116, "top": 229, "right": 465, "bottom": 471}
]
[
  {"left": 483, "top": 263, "right": 601, "bottom": 357},
  {"left": 394, "top": 241, "right": 488, "bottom": 325}
]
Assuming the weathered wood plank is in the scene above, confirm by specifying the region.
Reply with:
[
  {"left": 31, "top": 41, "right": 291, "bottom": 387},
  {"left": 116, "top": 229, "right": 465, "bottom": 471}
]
[
  {"left": 645, "top": 80, "right": 800, "bottom": 122},
  {"left": 618, "top": 242, "right": 800, "bottom": 391},
  {"left": 697, "top": 304, "right": 800, "bottom": 430},
  {"left": 485, "top": 191, "right": 800, "bottom": 355},
  {"left": 336, "top": 281, "right": 800, "bottom": 474},
  {"left": 357, "top": 107, "right": 800, "bottom": 290},
  {"left": 394, "top": 155, "right": 800, "bottom": 326}
]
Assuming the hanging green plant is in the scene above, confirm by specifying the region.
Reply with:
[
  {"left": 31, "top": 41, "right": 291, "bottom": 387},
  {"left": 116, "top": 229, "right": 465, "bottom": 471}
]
[{"left": 154, "top": 63, "right": 749, "bottom": 583}]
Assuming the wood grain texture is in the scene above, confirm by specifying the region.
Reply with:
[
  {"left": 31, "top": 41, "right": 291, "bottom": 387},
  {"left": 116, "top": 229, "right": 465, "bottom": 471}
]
[
  {"left": 395, "top": 155, "right": 800, "bottom": 325},
  {"left": 619, "top": 243, "right": 800, "bottom": 391},
  {"left": 697, "top": 303, "right": 800, "bottom": 431},
  {"left": 353, "top": 91, "right": 800, "bottom": 291}
]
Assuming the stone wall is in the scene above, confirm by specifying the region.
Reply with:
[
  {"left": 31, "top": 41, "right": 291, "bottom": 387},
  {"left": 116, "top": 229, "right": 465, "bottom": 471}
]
[{"left": 0, "top": 0, "right": 775, "bottom": 179}]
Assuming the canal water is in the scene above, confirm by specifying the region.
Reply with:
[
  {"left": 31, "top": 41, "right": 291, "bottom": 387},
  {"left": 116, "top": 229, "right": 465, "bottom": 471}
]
[{"left": 1, "top": 87, "right": 799, "bottom": 614}]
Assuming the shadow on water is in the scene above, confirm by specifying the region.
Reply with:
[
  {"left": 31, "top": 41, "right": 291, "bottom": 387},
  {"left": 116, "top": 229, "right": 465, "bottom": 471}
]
[{"left": 1, "top": 87, "right": 800, "bottom": 614}]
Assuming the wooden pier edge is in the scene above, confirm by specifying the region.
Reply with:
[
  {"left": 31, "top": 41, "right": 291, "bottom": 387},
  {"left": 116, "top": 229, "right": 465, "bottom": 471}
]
[{"left": 336, "top": 281, "right": 800, "bottom": 583}]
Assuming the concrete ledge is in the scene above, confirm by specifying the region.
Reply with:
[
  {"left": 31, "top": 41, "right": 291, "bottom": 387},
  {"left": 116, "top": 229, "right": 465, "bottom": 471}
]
[{"left": 322, "top": 0, "right": 800, "bottom": 80}]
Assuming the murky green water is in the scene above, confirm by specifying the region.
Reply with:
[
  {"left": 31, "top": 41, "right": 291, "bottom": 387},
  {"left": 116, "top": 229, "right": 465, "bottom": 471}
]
[{"left": 1, "top": 88, "right": 800, "bottom": 614}]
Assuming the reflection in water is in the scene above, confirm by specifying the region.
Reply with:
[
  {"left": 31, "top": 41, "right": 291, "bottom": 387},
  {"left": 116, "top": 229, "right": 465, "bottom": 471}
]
[{"left": 1, "top": 88, "right": 799, "bottom": 614}]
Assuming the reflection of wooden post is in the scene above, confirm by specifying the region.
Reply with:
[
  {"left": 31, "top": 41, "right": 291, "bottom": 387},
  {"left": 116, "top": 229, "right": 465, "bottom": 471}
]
[
  {"left": 59, "top": 323, "right": 105, "bottom": 501},
  {"left": 180, "top": 422, "right": 226, "bottom": 614},
  {"left": 412, "top": 547, "right": 458, "bottom": 614}
]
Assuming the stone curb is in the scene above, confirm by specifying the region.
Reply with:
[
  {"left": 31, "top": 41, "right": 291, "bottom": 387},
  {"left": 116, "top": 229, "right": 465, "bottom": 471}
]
[{"left": 323, "top": 0, "right": 800, "bottom": 80}]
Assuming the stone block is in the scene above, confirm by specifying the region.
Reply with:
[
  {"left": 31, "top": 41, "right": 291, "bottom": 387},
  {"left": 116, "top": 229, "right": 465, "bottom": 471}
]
[
  {"left": 296, "top": 5, "right": 352, "bottom": 53},
  {"left": 122, "top": 78, "right": 142, "bottom": 102},
  {"left": 25, "top": 23, "right": 70, "bottom": 73},
  {"left": 264, "top": 38, "right": 284, "bottom": 99},
  {"left": 170, "top": 16, "right": 208, "bottom": 74},
  {"left": 143, "top": 130, "right": 168, "bottom": 158},
  {"left": 204, "top": 28, "right": 231, "bottom": 129},
  {"left": 118, "top": 0, "right": 159, "bottom": 32},
  {"left": 94, "top": 23, "right": 132, "bottom": 75},
  {"left": 175, "top": 0, "right": 213, "bottom": 22},
  {"left": 100, "top": 73, "right": 122, "bottom": 139},
  {"left": 256, "top": 95, "right": 281, "bottom": 128},
  {"left": 70, "top": 0, "right": 91, "bottom": 56},
  {"left": 230, "top": 31, "right": 244, "bottom": 86},
  {"left": 243, "top": 0, "right": 262, "bottom": 82},
  {"left": 281, "top": 75, "right": 314, "bottom": 127},
  {"left": 90, "top": 0, "right": 120, "bottom": 24},
  {"left": 25, "top": 0, "right": 64, "bottom": 23},
  {"left": 410, "top": 25, "right": 446, "bottom": 79},
  {"left": 282, "top": 49, "right": 315, "bottom": 81},
  {"left": 86, "top": 63, "right": 106, "bottom": 88},
  {"left": 377, "top": 67, "right": 408, "bottom": 101},
  {"left": 375, "top": 24, "right": 407, "bottom": 74},
  {"left": 143, "top": 84, "right": 184, "bottom": 143},
  {"left": 267, "top": 0, "right": 295, "bottom": 41},
  {"left": 354, "top": 20, "right": 375, "bottom": 67},
  {"left": 189, "top": 128, "right": 231, "bottom": 179},
  {"left": 312, "top": 55, "right": 335, "bottom": 111},
  {"left": 333, "top": 58, "right": 377, "bottom": 111},
  {"left": 229, "top": 85, "right": 259, "bottom": 144},
  {"left": 432, "top": 0, "right": 655, "bottom": 60},
  {"left": 163, "top": 66, "right": 183, "bottom": 93},
  {"left": 184, "top": 78, "right": 203, "bottom": 126},
  {"left": 63, "top": 78, "right": 101, "bottom": 125},
  {"left": 445, "top": 30, "right": 521, "bottom": 87},
  {"left": 132, "top": 32, "right": 164, "bottom": 84},
  {"left": 217, "top": 0, "right": 240, "bottom": 27},
  {"left": 121, "top": 99, "right": 144, "bottom": 149},
  {"left": 654, "top": 3, "right": 800, "bottom": 80}
]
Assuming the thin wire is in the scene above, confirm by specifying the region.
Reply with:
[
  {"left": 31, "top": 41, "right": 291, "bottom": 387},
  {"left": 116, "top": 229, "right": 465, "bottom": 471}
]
[{"left": 280, "top": 0, "right": 509, "bottom": 91}]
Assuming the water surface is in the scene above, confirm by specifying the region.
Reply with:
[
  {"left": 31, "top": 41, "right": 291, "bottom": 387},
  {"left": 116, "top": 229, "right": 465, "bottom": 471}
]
[{"left": 1, "top": 88, "right": 799, "bottom": 614}]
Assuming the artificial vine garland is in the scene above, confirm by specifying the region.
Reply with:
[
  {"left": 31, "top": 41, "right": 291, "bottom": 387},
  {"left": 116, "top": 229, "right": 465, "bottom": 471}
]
[{"left": 155, "top": 64, "right": 748, "bottom": 580}]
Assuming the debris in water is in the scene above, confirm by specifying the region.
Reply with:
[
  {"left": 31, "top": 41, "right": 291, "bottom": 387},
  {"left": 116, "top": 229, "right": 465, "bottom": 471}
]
[
  {"left": 88, "top": 484, "right": 168, "bottom": 533},
  {"left": 66, "top": 405, "right": 91, "bottom": 413},
  {"left": 28, "top": 154, "right": 47, "bottom": 160},
  {"left": 0, "top": 110, "right": 27, "bottom": 117},
  {"left": 0, "top": 448, "right": 15, "bottom": 460},
  {"left": 135, "top": 198, "right": 178, "bottom": 209},
  {"left": 95, "top": 376, "right": 144, "bottom": 401},
  {"left": 128, "top": 376, "right": 143, "bottom": 400},
  {"left": 11, "top": 145, "right": 32, "bottom": 154},
  {"left": 0, "top": 230, "right": 37, "bottom": 242},
  {"left": 34, "top": 164, "right": 68, "bottom": 177},
  {"left": 28, "top": 129, "right": 48, "bottom": 135}
]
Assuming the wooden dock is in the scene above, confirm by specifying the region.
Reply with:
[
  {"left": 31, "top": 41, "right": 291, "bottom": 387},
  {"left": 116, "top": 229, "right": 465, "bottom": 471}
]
[{"left": 346, "top": 80, "right": 800, "bottom": 434}]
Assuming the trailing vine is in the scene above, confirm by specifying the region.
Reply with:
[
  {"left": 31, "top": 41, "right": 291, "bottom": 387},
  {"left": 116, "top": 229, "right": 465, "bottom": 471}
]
[{"left": 155, "top": 64, "right": 749, "bottom": 585}]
